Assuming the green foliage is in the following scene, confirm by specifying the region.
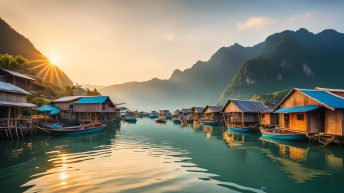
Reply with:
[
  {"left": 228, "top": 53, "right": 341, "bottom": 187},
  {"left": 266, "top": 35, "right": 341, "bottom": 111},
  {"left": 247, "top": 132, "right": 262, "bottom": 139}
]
[
  {"left": 86, "top": 88, "right": 100, "bottom": 96},
  {"left": 0, "top": 54, "right": 31, "bottom": 73},
  {"left": 27, "top": 94, "right": 51, "bottom": 107},
  {"left": 251, "top": 89, "right": 289, "bottom": 104}
]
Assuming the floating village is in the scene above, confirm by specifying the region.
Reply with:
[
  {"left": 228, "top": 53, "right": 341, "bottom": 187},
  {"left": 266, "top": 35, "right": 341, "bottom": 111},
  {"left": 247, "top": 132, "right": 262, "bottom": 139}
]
[{"left": 0, "top": 68, "right": 344, "bottom": 146}]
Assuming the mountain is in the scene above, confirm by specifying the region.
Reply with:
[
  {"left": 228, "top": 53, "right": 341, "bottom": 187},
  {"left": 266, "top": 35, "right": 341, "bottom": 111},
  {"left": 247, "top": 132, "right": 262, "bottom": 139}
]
[
  {"left": 0, "top": 17, "right": 73, "bottom": 86},
  {"left": 219, "top": 28, "right": 344, "bottom": 104},
  {"left": 101, "top": 43, "right": 263, "bottom": 110}
]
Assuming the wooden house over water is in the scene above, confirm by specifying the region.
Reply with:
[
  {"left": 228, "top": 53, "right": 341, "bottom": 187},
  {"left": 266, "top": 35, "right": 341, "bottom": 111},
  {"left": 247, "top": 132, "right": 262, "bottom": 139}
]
[
  {"left": 222, "top": 99, "right": 271, "bottom": 131},
  {"left": 51, "top": 96, "right": 83, "bottom": 120},
  {"left": 274, "top": 88, "right": 344, "bottom": 144},
  {"left": 39, "top": 95, "right": 118, "bottom": 123},
  {"left": 191, "top": 107, "right": 205, "bottom": 122},
  {"left": 0, "top": 81, "right": 35, "bottom": 139},
  {"left": 0, "top": 68, "right": 43, "bottom": 92},
  {"left": 260, "top": 102, "right": 279, "bottom": 128},
  {"left": 72, "top": 96, "right": 117, "bottom": 122},
  {"left": 201, "top": 106, "right": 223, "bottom": 125}
]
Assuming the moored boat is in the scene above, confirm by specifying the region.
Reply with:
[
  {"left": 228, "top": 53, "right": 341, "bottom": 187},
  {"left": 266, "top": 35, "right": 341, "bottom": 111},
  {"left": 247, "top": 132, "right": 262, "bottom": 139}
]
[
  {"left": 200, "top": 120, "right": 219, "bottom": 126},
  {"left": 156, "top": 116, "right": 167, "bottom": 123},
  {"left": 228, "top": 126, "right": 257, "bottom": 133},
  {"left": 260, "top": 128, "right": 307, "bottom": 141},
  {"left": 124, "top": 116, "right": 137, "bottom": 123},
  {"left": 45, "top": 122, "right": 106, "bottom": 135}
]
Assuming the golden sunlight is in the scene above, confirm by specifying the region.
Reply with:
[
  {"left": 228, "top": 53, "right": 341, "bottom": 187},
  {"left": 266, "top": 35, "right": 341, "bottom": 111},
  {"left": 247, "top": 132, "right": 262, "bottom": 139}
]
[{"left": 47, "top": 52, "right": 59, "bottom": 65}]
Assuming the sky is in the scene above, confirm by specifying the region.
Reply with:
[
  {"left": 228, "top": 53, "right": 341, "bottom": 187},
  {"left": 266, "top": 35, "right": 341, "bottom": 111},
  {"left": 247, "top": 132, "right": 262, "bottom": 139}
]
[{"left": 0, "top": 0, "right": 343, "bottom": 86}]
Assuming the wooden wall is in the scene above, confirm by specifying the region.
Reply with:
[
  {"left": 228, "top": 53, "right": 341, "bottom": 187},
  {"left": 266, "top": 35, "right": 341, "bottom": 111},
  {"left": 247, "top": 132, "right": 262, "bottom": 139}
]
[
  {"left": 53, "top": 101, "right": 77, "bottom": 111},
  {"left": 223, "top": 102, "right": 241, "bottom": 113},
  {"left": 0, "top": 91, "right": 26, "bottom": 103},
  {"left": 280, "top": 90, "right": 320, "bottom": 108},
  {"left": 324, "top": 109, "right": 343, "bottom": 136},
  {"left": 74, "top": 103, "right": 116, "bottom": 113}
]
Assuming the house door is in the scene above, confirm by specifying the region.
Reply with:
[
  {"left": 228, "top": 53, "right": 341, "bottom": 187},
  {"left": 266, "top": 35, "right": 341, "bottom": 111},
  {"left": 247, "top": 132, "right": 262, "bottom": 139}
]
[{"left": 284, "top": 114, "right": 290, "bottom": 128}]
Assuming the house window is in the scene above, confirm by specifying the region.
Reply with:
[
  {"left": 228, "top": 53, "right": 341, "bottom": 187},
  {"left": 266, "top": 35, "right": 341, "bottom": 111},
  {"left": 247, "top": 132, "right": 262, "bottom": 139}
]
[
  {"left": 296, "top": 113, "right": 304, "bottom": 121},
  {"left": 261, "top": 114, "right": 265, "bottom": 118},
  {"left": 102, "top": 104, "right": 106, "bottom": 110},
  {"left": 69, "top": 104, "right": 74, "bottom": 110}
]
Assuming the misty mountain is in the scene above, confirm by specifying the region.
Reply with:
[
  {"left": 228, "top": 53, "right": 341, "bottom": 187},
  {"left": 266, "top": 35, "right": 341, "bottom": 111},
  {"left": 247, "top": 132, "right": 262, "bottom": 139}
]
[
  {"left": 219, "top": 28, "right": 344, "bottom": 104},
  {"left": 101, "top": 43, "right": 263, "bottom": 110},
  {"left": 0, "top": 17, "right": 73, "bottom": 86}
]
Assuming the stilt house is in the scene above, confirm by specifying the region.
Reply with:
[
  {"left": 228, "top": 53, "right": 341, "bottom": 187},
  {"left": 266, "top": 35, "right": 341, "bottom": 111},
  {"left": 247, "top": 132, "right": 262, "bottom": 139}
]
[
  {"left": 274, "top": 88, "right": 344, "bottom": 137},
  {"left": 222, "top": 99, "right": 271, "bottom": 128}
]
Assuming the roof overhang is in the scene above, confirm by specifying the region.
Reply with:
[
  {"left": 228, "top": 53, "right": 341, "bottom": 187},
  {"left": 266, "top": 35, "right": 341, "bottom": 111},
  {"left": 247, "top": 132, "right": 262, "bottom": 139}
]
[{"left": 274, "top": 105, "right": 320, "bottom": 113}]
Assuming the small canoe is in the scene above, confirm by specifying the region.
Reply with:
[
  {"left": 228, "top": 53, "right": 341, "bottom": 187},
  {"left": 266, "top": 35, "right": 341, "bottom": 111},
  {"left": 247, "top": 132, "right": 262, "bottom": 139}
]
[
  {"left": 124, "top": 116, "right": 137, "bottom": 123},
  {"left": 228, "top": 127, "right": 256, "bottom": 133},
  {"left": 260, "top": 128, "right": 307, "bottom": 141},
  {"left": 200, "top": 121, "right": 219, "bottom": 126},
  {"left": 45, "top": 124, "right": 106, "bottom": 135}
]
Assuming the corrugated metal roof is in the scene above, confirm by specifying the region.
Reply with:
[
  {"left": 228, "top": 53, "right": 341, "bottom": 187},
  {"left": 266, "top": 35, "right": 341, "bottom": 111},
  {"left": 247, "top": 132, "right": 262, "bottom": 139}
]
[
  {"left": 75, "top": 96, "right": 109, "bottom": 104},
  {"left": 298, "top": 89, "right": 344, "bottom": 109},
  {"left": 230, "top": 99, "right": 271, "bottom": 113},
  {"left": 275, "top": 105, "right": 320, "bottom": 113},
  {"left": 204, "top": 106, "right": 223, "bottom": 113},
  {"left": 38, "top": 105, "right": 60, "bottom": 115},
  {"left": 0, "top": 100, "right": 35, "bottom": 107},
  {"left": 192, "top": 107, "right": 205, "bottom": 113},
  {"left": 0, "top": 81, "right": 30, "bottom": 95},
  {"left": 53, "top": 96, "right": 84, "bottom": 103},
  {"left": 1, "top": 69, "right": 36, "bottom": 80},
  {"left": 182, "top": 108, "right": 192, "bottom": 114}
]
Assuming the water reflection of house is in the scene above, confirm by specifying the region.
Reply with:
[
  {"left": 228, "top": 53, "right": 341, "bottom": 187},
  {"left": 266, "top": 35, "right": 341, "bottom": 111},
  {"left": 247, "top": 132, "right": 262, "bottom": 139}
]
[
  {"left": 260, "top": 138, "right": 327, "bottom": 183},
  {"left": 274, "top": 88, "right": 344, "bottom": 140},
  {"left": 202, "top": 125, "right": 213, "bottom": 139}
]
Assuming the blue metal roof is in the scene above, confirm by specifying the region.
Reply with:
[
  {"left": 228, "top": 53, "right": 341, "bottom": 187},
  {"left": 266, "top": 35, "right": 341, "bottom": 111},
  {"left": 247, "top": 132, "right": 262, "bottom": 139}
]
[
  {"left": 75, "top": 96, "right": 109, "bottom": 104},
  {"left": 38, "top": 105, "right": 60, "bottom": 115},
  {"left": 274, "top": 105, "right": 320, "bottom": 113},
  {"left": 298, "top": 89, "right": 344, "bottom": 109}
]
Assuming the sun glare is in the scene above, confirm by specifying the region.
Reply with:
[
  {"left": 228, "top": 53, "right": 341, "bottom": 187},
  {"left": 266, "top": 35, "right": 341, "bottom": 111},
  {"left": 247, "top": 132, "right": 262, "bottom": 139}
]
[{"left": 47, "top": 53, "right": 59, "bottom": 65}]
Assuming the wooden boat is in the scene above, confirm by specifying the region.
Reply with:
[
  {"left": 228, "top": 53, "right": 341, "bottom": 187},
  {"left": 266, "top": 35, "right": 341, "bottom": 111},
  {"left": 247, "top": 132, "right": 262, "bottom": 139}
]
[
  {"left": 227, "top": 126, "right": 257, "bottom": 133},
  {"left": 200, "top": 120, "right": 219, "bottom": 126},
  {"left": 173, "top": 117, "right": 181, "bottom": 124},
  {"left": 45, "top": 122, "right": 106, "bottom": 135},
  {"left": 124, "top": 116, "right": 137, "bottom": 123},
  {"left": 156, "top": 116, "right": 167, "bottom": 123},
  {"left": 260, "top": 128, "right": 307, "bottom": 141}
]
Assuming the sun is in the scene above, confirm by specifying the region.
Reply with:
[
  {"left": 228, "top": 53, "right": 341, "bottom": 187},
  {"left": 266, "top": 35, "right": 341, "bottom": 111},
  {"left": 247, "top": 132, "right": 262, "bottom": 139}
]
[{"left": 47, "top": 53, "right": 59, "bottom": 65}]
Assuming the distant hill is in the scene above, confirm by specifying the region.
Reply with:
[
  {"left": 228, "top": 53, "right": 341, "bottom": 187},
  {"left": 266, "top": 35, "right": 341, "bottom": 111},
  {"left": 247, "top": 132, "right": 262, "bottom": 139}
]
[
  {"left": 219, "top": 28, "right": 344, "bottom": 104},
  {"left": 101, "top": 43, "right": 262, "bottom": 110},
  {"left": 0, "top": 17, "right": 73, "bottom": 86}
]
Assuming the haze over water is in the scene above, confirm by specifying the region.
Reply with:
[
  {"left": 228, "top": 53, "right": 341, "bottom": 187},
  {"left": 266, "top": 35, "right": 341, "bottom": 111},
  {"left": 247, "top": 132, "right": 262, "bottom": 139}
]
[{"left": 1, "top": 119, "right": 344, "bottom": 193}]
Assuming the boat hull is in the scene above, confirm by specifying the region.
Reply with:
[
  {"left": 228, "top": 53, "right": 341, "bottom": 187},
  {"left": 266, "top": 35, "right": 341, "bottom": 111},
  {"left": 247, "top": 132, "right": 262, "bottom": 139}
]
[
  {"left": 47, "top": 124, "right": 107, "bottom": 135},
  {"left": 200, "top": 121, "right": 219, "bottom": 126},
  {"left": 260, "top": 129, "right": 307, "bottom": 141},
  {"left": 228, "top": 127, "right": 256, "bottom": 133}
]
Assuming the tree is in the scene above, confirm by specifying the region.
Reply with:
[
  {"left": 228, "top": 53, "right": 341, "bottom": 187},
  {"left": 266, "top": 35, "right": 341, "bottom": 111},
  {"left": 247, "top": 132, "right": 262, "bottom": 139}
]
[
  {"left": 86, "top": 88, "right": 100, "bottom": 96},
  {"left": 0, "top": 54, "right": 30, "bottom": 72}
]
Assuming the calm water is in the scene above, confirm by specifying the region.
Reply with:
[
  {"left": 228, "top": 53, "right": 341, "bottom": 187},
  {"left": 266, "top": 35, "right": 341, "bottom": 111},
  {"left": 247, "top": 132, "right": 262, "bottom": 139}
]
[{"left": 1, "top": 119, "right": 344, "bottom": 193}]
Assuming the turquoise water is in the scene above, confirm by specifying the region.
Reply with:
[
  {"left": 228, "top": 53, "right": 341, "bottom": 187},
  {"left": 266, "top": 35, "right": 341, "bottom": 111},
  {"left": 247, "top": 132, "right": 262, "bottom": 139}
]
[{"left": 1, "top": 118, "right": 344, "bottom": 193}]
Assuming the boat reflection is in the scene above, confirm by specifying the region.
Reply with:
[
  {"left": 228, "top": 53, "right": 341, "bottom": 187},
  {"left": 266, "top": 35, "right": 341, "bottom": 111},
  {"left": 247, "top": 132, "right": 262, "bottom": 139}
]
[{"left": 259, "top": 136, "right": 328, "bottom": 183}]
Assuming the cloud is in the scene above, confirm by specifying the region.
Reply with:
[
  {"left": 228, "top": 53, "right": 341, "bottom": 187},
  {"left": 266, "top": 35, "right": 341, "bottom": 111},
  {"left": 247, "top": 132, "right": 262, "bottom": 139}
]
[
  {"left": 237, "top": 17, "right": 274, "bottom": 30},
  {"left": 163, "top": 33, "right": 175, "bottom": 42}
]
